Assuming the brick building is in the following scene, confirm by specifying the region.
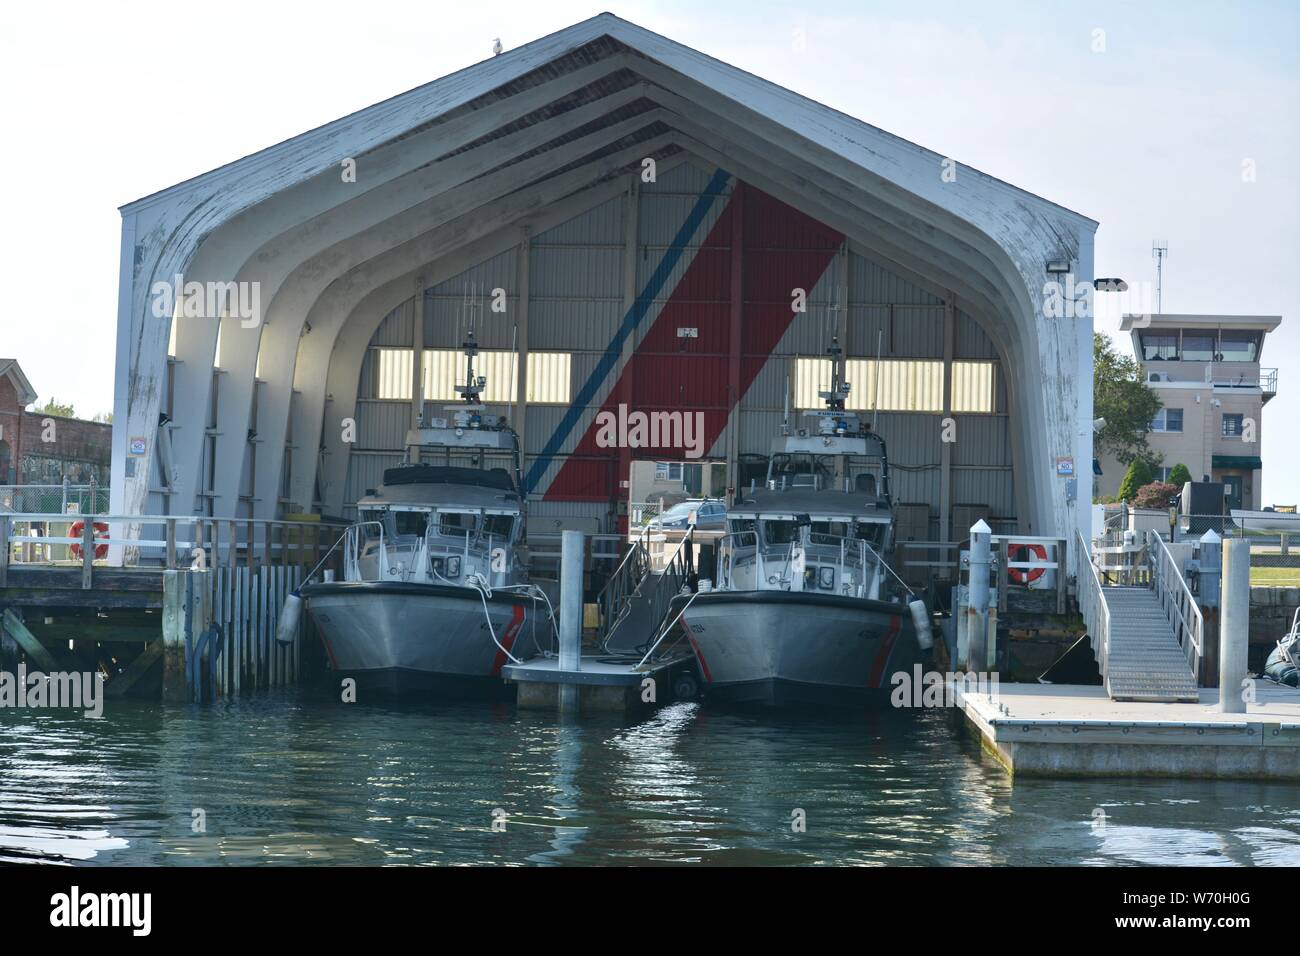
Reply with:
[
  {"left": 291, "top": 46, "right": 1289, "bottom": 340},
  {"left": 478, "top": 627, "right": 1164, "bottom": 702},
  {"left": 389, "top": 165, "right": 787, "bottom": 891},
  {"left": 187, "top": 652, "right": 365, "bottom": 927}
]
[{"left": 0, "top": 358, "right": 112, "bottom": 487}]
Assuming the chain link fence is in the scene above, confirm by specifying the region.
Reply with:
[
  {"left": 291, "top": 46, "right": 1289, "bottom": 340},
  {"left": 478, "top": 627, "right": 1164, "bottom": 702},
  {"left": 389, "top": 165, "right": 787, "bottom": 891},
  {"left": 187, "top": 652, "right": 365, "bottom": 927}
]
[
  {"left": 1177, "top": 512, "right": 1300, "bottom": 587},
  {"left": 0, "top": 484, "right": 109, "bottom": 515},
  {"left": 1, "top": 485, "right": 112, "bottom": 564}
]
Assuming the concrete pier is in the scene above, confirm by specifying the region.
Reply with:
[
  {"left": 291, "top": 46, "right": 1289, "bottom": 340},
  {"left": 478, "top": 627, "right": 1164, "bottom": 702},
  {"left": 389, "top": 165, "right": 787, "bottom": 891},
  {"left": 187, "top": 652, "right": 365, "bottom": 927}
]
[{"left": 955, "top": 681, "right": 1300, "bottom": 780}]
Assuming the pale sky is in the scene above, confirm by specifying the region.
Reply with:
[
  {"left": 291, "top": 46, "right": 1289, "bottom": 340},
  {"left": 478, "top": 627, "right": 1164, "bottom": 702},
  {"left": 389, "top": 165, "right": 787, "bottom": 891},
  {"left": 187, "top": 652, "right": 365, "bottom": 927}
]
[{"left": 2, "top": 0, "right": 1296, "bottom": 500}]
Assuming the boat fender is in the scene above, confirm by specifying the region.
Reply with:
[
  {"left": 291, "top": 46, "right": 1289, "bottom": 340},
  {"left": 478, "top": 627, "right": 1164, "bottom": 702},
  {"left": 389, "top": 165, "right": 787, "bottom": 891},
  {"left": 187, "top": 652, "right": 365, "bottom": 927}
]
[
  {"left": 908, "top": 599, "right": 934, "bottom": 651},
  {"left": 275, "top": 591, "right": 303, "bottom": 645}
]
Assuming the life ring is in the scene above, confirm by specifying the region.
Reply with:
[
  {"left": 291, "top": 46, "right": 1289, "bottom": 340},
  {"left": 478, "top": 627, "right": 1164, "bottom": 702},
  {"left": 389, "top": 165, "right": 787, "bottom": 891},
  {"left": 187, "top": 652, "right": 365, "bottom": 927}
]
[
  {"left": 69, "top": 520, "right": 109, "bottom": 560},
  {"left": 1007, "top": 543, "right": 1047, "bottom": 584}
]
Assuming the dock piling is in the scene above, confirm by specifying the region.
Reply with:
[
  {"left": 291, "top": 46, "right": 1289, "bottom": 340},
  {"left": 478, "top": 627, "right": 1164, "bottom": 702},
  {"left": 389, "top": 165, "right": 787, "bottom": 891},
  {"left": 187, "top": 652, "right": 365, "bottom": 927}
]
[
  {"left": 966, "top": 520, "right": 992, "bottom": 672},
  {"left": 558, "top": 529, "right": 584, "bottom": 713},
  {"left": 1218, "top": 537, "right": 1249, "bottom": 714}
]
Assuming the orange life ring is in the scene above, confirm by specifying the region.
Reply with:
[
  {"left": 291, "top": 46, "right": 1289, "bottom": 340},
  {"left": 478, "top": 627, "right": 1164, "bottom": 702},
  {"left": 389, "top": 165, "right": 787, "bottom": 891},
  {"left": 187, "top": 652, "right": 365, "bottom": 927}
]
[
  {"left": 69, "top": 520, "right": 109, "bottom": 560},
  {"left": 1007, "top": 543, "right": 1047, "bottom": 584}
]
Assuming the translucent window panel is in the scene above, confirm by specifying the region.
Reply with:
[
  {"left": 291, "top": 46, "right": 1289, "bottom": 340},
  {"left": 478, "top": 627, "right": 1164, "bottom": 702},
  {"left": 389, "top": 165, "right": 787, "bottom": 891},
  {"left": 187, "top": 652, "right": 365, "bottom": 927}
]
[
  {"left": 952, "top": 361, "right": 996, "bottom": 413},
  {"left": 1181, "top": 331, "right": 1216, "bottom": 361},
  {"left": 419, "top": 350, "right": 571, "bottom": 404},
  {"left": 1217, "top": 332, "right": 1259, "bottom": 362},
  {"left": 1141, "top": 333, "right": 1178, "bottom": 361},
  {"left": 375, "top": 349, "right": 414, "bottom": 400}
]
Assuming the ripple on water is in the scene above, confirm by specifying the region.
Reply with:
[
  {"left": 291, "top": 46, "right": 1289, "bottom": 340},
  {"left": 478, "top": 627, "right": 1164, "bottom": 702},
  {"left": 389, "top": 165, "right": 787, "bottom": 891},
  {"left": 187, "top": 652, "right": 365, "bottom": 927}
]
[{"left": 1, "top": 694, "right": 1297, "bottom": 865}]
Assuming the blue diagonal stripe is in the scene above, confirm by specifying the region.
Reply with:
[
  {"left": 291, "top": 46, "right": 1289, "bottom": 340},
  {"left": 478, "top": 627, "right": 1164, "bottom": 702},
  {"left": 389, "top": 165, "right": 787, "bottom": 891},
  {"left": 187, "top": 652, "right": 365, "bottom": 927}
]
[{"left": 524, "top": 167, "right": 732, "bottom": 494}]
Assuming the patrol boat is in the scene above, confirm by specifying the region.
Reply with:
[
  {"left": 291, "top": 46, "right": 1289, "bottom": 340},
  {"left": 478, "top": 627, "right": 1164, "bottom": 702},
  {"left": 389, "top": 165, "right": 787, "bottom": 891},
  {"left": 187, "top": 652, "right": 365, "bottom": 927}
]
[
  {"left": 670, "top": 343, "right": 932, "bottom": 707},
  {"left": 300, "top": 333, "right": 552, "bottom": 696}
]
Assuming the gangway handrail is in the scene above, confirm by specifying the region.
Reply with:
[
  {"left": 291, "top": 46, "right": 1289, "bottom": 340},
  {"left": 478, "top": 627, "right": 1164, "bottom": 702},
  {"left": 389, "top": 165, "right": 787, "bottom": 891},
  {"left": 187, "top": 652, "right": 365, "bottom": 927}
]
[
  {"left": 1146, "top": 529, "right": 1204, "bottom": 682},
  {"left": 1075, "top": 529, "right": 1111, "bottom": 683},
  {"left": 595, "top": 523, "right": 653, "bottom": 647},
  {"left": 642, "top": 524, "right": 695, "bottom": 636}
]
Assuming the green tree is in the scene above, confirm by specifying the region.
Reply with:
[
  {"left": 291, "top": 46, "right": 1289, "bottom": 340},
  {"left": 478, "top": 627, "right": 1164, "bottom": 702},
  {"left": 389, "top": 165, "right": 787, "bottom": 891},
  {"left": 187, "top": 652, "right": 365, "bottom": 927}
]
[
  {"left": 1167, "top": 463, "right": 1192, "bottom": 488},
  {"left": 1118, "top": 458, "right": 1154, "bottom": 503},
  {"left": 1093, "top": 332, "right": 1162, "bottom": 465},
  {"left": 32, "top": 397, "right": 76, "bottom": 418}
]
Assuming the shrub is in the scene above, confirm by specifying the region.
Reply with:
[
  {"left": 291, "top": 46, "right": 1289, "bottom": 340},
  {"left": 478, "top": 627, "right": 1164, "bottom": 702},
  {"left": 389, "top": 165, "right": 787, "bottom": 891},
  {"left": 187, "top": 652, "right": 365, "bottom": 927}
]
[
  {"left": 1117, "top": 458, "right": 1155, "bottom": 502},
  {"left": 1132, "top": 481, "right": 1181, "bottom": 509},
  {"left": 1167, "top": 463, "right": 1193, "bottom": 488}
]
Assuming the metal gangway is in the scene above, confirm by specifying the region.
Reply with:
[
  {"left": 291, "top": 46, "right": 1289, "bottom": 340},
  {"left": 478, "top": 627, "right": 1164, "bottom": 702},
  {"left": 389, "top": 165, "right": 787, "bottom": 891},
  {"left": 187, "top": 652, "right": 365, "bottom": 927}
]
[
  {"left": 1076, "top": 528, "right": 1202, "bottom": 702},
  {"left": 596, "top": 525, "right": 695, "bottom": 655}
]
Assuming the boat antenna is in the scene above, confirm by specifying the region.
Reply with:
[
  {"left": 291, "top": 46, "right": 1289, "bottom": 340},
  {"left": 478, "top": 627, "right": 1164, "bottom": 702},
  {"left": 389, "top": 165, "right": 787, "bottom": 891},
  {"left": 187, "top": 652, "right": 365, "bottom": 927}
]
[
  {"left": 817, "top": 335, "right": 849, "bottom": 411},
  {"left": 781, "top": 373, "right": 790, "bottom": 436},
  {"left": 508, "top": 320, "right": 519, "bottom": 426},
  {"left": 455, "top": 282, "right": 486, "bottom": 408},
  {"left": 870, "top": 328, "right": 883, "bottom": 431}
]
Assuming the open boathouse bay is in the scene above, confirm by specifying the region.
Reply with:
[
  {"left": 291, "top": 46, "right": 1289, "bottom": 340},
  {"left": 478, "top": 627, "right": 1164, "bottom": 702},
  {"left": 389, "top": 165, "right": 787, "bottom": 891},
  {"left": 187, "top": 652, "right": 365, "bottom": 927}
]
[{"left": 1, "top": 695, "right": 1296, "bottom": 866}]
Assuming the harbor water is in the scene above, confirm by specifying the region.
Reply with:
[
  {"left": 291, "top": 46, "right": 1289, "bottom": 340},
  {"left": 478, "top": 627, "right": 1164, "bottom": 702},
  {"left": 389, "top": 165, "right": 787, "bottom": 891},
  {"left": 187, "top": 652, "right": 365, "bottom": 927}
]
[{"left": 2, "top": 694, "right": 1298, "bottom": 866}]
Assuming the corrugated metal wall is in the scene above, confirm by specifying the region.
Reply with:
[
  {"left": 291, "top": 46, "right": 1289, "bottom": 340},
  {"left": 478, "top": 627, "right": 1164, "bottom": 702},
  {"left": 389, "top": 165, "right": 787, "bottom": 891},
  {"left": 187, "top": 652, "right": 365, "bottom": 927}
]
[{"left": 344, "top": 161, "right": 1016, "bottom": 532}]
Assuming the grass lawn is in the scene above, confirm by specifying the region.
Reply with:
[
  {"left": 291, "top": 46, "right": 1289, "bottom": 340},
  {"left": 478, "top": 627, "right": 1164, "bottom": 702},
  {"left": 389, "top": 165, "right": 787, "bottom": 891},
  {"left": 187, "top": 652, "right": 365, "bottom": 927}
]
[{"left": 1251, "top": 566, "right": 1300, "bottom": 586}]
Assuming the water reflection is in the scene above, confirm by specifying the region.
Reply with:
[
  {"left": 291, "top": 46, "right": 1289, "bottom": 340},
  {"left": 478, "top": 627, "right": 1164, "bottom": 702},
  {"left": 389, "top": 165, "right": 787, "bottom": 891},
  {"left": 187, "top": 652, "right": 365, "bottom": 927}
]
[{"left": 0, "top": 694, "right": 1297, "bottom": 866}]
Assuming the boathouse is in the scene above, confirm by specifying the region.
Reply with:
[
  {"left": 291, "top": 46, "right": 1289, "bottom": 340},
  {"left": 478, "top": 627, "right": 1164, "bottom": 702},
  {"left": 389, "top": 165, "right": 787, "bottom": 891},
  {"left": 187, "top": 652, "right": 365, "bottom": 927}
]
[{"left": 109, "top": 13, "right": 1096, "bottom": 556}]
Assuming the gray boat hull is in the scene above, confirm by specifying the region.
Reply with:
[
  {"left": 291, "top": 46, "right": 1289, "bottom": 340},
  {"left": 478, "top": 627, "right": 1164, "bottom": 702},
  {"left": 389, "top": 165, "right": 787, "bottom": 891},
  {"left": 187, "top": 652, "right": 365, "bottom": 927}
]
[
  {"left": 301, "top": 581, "right": 540, "bottom": 696},
  {"left": 675, "top": 590, "right": 923, "bottom": 707}
]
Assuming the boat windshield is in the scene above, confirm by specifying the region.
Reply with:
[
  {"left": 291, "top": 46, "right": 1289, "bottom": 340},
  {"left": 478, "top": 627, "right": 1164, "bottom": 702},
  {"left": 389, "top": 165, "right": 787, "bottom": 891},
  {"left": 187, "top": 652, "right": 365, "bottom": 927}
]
[
  {"left": 436, "top": 510, "right": 516, "bottom": 541},
  {"left": 484, "top": 514, "right": 515, "bottom": 538},
  {"left": 767, "top": 453, "right": 884, "bottom": 494},
  {"left": 391, "top": 509, "right": 429, "bottom": 538},
  {"left": 759, "top": 518, "right": 886, "bottom": 548}
]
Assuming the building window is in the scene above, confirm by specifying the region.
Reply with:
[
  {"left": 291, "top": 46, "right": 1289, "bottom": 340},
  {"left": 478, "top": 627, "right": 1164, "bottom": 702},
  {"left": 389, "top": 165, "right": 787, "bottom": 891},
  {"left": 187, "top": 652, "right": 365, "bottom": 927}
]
[
  {"left": 1151, "top": 408, "right": 1183, "bottom": 433},
  {"left": 1181, "top": 332, "right": 1216, "bottom": 362},
  {"left": 422, "top": 350, "right": 571, "bottom": 404},
  {"left": 655, "top": 462, "right": 683, "bottom": 482},
  {"left": 375, "top": 348, "right": 414, "bottom": 400},
  {"left": 371, "top": 348, "right": 571, "bottom": 404},
  {"left": 795, "top": 358, "right": 996, "bottom": 413},
  {"left": 1222, "top": 413, "right": 1244, "bottom": 437},
  {"left": 1217, "top": 332, "right": 1259, "bottom": 363},
  {"left": 952, "top": 361, "right": 996, "bottom": 413},
  {"left": 1140, "top": 333, "right": 1179, "bottom": 361}
]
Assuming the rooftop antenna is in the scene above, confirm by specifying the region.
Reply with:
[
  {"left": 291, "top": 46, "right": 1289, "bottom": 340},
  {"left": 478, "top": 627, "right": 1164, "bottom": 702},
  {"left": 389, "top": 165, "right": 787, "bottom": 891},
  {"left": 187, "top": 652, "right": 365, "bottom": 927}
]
[{"left": 1152, "top": 239, "right": 1168, "bottom": 313}]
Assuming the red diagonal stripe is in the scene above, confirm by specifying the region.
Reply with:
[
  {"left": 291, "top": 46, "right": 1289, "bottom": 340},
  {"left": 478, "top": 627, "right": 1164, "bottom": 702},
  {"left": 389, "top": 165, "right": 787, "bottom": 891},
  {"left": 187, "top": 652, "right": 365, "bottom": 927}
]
[{"left": 545, "top": 183, "right": 842, "bottom": 500}]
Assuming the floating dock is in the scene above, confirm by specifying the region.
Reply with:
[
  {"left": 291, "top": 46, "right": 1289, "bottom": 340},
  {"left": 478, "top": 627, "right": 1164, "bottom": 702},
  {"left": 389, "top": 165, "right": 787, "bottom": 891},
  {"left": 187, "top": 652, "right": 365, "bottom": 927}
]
[
  {"left": 503, "top": 649, "right": 696, "bottom": 717},
  {"left": 955, "top": 680, "right": 1300, "bottom": 779}
]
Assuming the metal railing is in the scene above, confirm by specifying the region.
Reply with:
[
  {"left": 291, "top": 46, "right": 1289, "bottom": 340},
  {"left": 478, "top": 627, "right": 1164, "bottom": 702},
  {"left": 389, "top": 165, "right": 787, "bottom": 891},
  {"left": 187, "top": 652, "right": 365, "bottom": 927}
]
[
  {"left": 526, "top": 532, "right": 623, "bottom": 573},
  {"left": 715, "top": 530, "right": 877, "bottom": 598},
  {"left": 631, "top": 526, "right": 697, "bottom": 666},
  {"left": 1175, "top": 513, "right": 1300, "bottom": 585},
  {"left": 1075, "top": 529, "right": 1112, "bottom": 684},
  {"left": 596, "top": 524, "right": 652, "bottom": 646},
  {"left": 895, "top": 533, "right": 1068, "bottom": 612},
  {"left": 1149, "top": 530, "right": 1204, "bottom": 682},
  {"left": 636, "top": 526, "right": 696, "bottom": 652},
  {"left": 0, "top": 512, "right": 349, "bottom": 589}
]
